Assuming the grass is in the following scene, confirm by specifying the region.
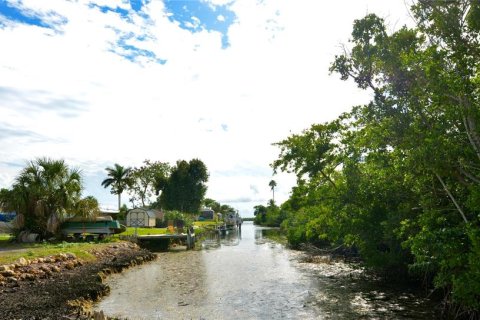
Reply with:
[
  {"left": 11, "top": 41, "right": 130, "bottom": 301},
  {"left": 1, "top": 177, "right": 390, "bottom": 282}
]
[
  {"left": 0, "top": 233, "right": 12, "bottom": 240},
  {"left": 193, "top": 220, "right": 219, "bottom": 227},
  {"left": 0, "top": 233, "right": 13, "bottom": 248},
  {"left": 0, "top": 222, "right": 214, "bottom": 265},
  {"left": 0, "top": 241, "right": 117, "bottom": 265},
  {"left": 121, "top": 227, "right": 168, "bottom": 236}
]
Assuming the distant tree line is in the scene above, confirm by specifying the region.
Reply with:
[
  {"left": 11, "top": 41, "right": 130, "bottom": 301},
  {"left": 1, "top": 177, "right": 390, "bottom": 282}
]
[
  {"left": 102, "top": 158, "right": 209, "bottom": 214},
  {"left": 0, "top": 157, "right": 211, "bottom": 239}
]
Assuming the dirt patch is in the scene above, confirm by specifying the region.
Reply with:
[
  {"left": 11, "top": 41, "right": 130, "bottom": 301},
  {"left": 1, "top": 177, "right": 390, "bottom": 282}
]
[{"left": 0, "top": 242, "right": 157, "bottom": 319}]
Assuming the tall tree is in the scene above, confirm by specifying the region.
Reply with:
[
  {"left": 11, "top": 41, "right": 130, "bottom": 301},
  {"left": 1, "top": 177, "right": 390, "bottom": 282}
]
[
  {"left": 269, "top": 179, "right": 277, "bottom": 203},
  {"left": 0, "top": 158, "right": 92, "bottom": 238},
  {"left": 101, "top": 163, "right": 131, "bottom": 211},
  {"left": 160, "top": 159, "right": 209, "bottom": 213}
]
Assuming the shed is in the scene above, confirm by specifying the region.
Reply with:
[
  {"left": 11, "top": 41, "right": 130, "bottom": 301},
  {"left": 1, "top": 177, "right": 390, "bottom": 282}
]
[{"left": 126, "top": 208, "right": 160, "bottom": 227}]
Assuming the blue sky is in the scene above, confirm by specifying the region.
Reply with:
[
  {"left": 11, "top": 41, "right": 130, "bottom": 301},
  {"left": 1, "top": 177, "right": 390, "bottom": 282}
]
[{"left": 0, "top": 0, "right": 411, "bottom": 216}]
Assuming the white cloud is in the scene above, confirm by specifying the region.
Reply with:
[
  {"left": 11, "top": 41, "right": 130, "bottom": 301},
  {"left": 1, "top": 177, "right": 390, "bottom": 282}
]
[{"left": 0, "top": 0, "right": 412, "bottom": 216}]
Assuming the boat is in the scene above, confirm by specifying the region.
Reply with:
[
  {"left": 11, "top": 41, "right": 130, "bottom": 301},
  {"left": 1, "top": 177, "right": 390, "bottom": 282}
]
[
  {"left": 61, "top": 215, "right": 125, "bottom": 237},
  {"left": 224, "top": 211, "right": 242, "bottom": 230}
]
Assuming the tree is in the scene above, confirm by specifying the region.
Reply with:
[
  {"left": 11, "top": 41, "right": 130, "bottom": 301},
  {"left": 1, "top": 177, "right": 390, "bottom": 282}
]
[
  {"left": 160, "top": 159, "right": 209, "bottom": 213},
  {"left": 101, "top": 163, "right": 131, "bottom": 211},
  {"left": 269, "top": 180, "right": 277, "bottom": 203},
  {"left": 271, "top": 1, "right": 480, "bottom": 313},
  {"left": 0, "top": 158, "right": 95, "bottom": 238},
  {"left": 203, "top": 198, "right": 221, "bottom": 212},
  {"left": 253, "top": 204, "right": 267, "bottom": 224},
  {"left": 128, "top": 160, "right": 170, "bottom": 208}
]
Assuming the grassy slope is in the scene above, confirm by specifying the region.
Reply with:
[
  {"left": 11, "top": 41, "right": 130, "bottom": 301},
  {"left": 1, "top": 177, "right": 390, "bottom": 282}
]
[{"left": 0, "top": 241, "right": 118, "bottom": 265}]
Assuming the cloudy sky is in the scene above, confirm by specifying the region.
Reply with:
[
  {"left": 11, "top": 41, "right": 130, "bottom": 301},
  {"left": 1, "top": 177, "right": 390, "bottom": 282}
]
[{"left": 0, "top": 0, "right": 412, "bottom": 217}]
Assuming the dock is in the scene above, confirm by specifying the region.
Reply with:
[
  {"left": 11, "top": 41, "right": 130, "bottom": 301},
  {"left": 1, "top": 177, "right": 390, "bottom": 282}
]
[{"left": 129, "top": 232, "right": 196, "bottom": 250}]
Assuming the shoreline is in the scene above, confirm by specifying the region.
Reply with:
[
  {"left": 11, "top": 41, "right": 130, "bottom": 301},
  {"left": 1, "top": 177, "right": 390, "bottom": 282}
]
[{"left": 0, "top": 242, "right": 156, "bottom": 319}]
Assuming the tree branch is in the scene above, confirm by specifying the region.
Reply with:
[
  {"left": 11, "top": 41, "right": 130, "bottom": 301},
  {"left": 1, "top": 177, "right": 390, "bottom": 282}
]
[{"left": 435, "top": 173, "right": 468, "bottom": 223}]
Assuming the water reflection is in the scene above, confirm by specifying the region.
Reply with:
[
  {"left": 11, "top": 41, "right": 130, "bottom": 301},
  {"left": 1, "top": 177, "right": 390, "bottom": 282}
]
[
  {"left": 96, "top": 222, "right": 436, "bottom": 319},
  {"left": 202, "top": 227, "right": 241, "bottom": 249}
]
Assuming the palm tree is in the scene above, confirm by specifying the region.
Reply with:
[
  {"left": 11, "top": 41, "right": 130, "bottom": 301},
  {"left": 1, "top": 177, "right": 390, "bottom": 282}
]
[
  {"left": 101, "top": 163, "right": 132, "bottom": 211},
  {"left": 269, "top": 179, "right": 277, "bottom": 203},
  {"left": 0, "top": 158, "right": 84, "bottom": 237}
]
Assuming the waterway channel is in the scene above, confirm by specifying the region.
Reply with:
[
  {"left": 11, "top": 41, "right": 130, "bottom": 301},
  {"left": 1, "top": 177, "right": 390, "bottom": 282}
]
[{"left": 95, "top": 221, "right": 437, "bottom": 319}]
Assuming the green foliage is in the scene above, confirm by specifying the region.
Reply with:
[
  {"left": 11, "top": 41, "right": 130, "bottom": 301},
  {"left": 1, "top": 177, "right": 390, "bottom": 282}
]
[
  {"left": 0, "top": 158, "right": 95, "bottom": 238},
  {"left": 117, "top": 204, "right": 129, "bottom": 221},
  {"left": 203, "top": 198, "right": 236, "bottom": 215},
  {"left": 101, "top": 163, "right": 132, "bottom": 211},
  {"left": 159, "top": 159, "right": 208, "bottom": 213},
  {"left": 163, "top": 210, "right": 194, "bottom": 228},
  {"left": 128, "top": 160, "right": 170, "bottom": 208},
  {"left": 272, "top": 1, "right": 480, "bottom": 314},
  {"left": 253, "top": 205, "right": 267, "bottom": 225}
]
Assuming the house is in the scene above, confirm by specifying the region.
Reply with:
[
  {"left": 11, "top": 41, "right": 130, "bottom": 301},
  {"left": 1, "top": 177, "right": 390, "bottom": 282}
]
[{"left": 126, "top": 208, "right": 163, "bottom": 227}]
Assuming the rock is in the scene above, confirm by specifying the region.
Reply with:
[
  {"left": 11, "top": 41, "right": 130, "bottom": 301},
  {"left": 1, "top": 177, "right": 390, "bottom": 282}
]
[
  {"left": 65, "top": 262, "right": 75, "bottom": 270},
  {"left": 0, "top": 265, "right": 10, "bottom": 272},
  {"left": 51, "top": 266, "right": 61, "bottom": 273},
  {"left": 65, "top": 252, "right": 77, "bottom": 260},
  {"left": 37, "top": 258, "right": 44, "bottom": 263},
  {"left": 56, "top": 253, "right": 68, "bottom": 261},
  {"left": 40, "top": 265, "right": 51, "bottom": 272},
  {"left": 1, "top": 270, "right": 16, "bottom": 277},
  {"left": 15, "top": 257, "right": 29, "bottom": 267},
  {"left": 24, "top": 273, "right": 36, "bottom": 281}
]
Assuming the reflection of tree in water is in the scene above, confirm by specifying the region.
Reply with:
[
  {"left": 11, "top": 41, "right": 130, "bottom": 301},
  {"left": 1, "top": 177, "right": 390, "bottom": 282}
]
[
  {"left": 254, "top": 227, "right": 282, "bottom": 245},
  {"left": 202, "top": 228, "right": 241, "bottom": 249}
]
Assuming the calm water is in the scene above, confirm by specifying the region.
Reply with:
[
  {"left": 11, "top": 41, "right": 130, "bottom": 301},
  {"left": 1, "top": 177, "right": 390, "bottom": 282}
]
[{"left": 95, "top": 222, "right": 436, "bottom": 319}]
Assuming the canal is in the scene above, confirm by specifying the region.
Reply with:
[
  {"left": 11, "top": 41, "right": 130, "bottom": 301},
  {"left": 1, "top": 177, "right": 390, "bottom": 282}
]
[{"left": 95, "top": 221, "right": 436, "bottom": 319}]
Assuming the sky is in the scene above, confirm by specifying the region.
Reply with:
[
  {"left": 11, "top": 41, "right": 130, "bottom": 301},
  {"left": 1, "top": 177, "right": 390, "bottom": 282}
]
[{"left": 0, "top": 0, "right": 413, "bottom": 217}]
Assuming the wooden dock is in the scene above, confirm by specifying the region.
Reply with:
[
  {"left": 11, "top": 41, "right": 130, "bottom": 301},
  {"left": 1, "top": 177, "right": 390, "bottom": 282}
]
[{"left": 133, "top": 232, "right": 196, "bottom": 250}]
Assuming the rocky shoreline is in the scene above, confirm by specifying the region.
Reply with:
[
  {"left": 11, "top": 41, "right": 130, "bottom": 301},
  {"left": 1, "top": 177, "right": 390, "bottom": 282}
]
[{"left": 0, "top": 242, "right": 157, "bottom": 319}]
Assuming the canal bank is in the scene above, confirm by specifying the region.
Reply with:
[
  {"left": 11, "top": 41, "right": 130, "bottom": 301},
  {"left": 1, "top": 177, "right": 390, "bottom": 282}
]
[
  {"left": 96, "top": 222, "right": 438, "bottom": 319},
  {"left": 0, "top": 242, "right": 156, "bottom": 319}
]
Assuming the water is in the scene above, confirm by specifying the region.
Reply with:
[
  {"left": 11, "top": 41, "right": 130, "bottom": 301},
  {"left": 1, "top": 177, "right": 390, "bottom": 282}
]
[{"left": 95, "top": 222, "right": 436, "bottom": 319}]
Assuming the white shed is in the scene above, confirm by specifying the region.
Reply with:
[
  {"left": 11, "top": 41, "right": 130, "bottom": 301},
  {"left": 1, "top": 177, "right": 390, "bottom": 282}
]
[{"left": 126, "top": 208, "right": 158, "bottom": 227}]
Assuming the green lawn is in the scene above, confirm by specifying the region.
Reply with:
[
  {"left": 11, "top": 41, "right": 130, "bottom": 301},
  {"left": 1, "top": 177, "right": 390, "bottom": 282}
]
[
  {"left": 0, "top": 241, "right": 116, "bottom": 265},
  {"left": 193, "top": 220, "right": 218, "bottom": 227},
  {"left": 0, "top": 233, "right": 12, "bottom": 241},
  {"left": 121, "top": 227, "right": 168, "bottom": 236},
  {"left": 0, "top": 233, "right": 13, "bottom": 247}
]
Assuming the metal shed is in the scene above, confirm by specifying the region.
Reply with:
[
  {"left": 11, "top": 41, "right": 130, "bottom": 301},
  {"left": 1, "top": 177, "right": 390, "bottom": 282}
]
[{"left": 126, "top": 208, "right": 158, "bottom": 227}]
